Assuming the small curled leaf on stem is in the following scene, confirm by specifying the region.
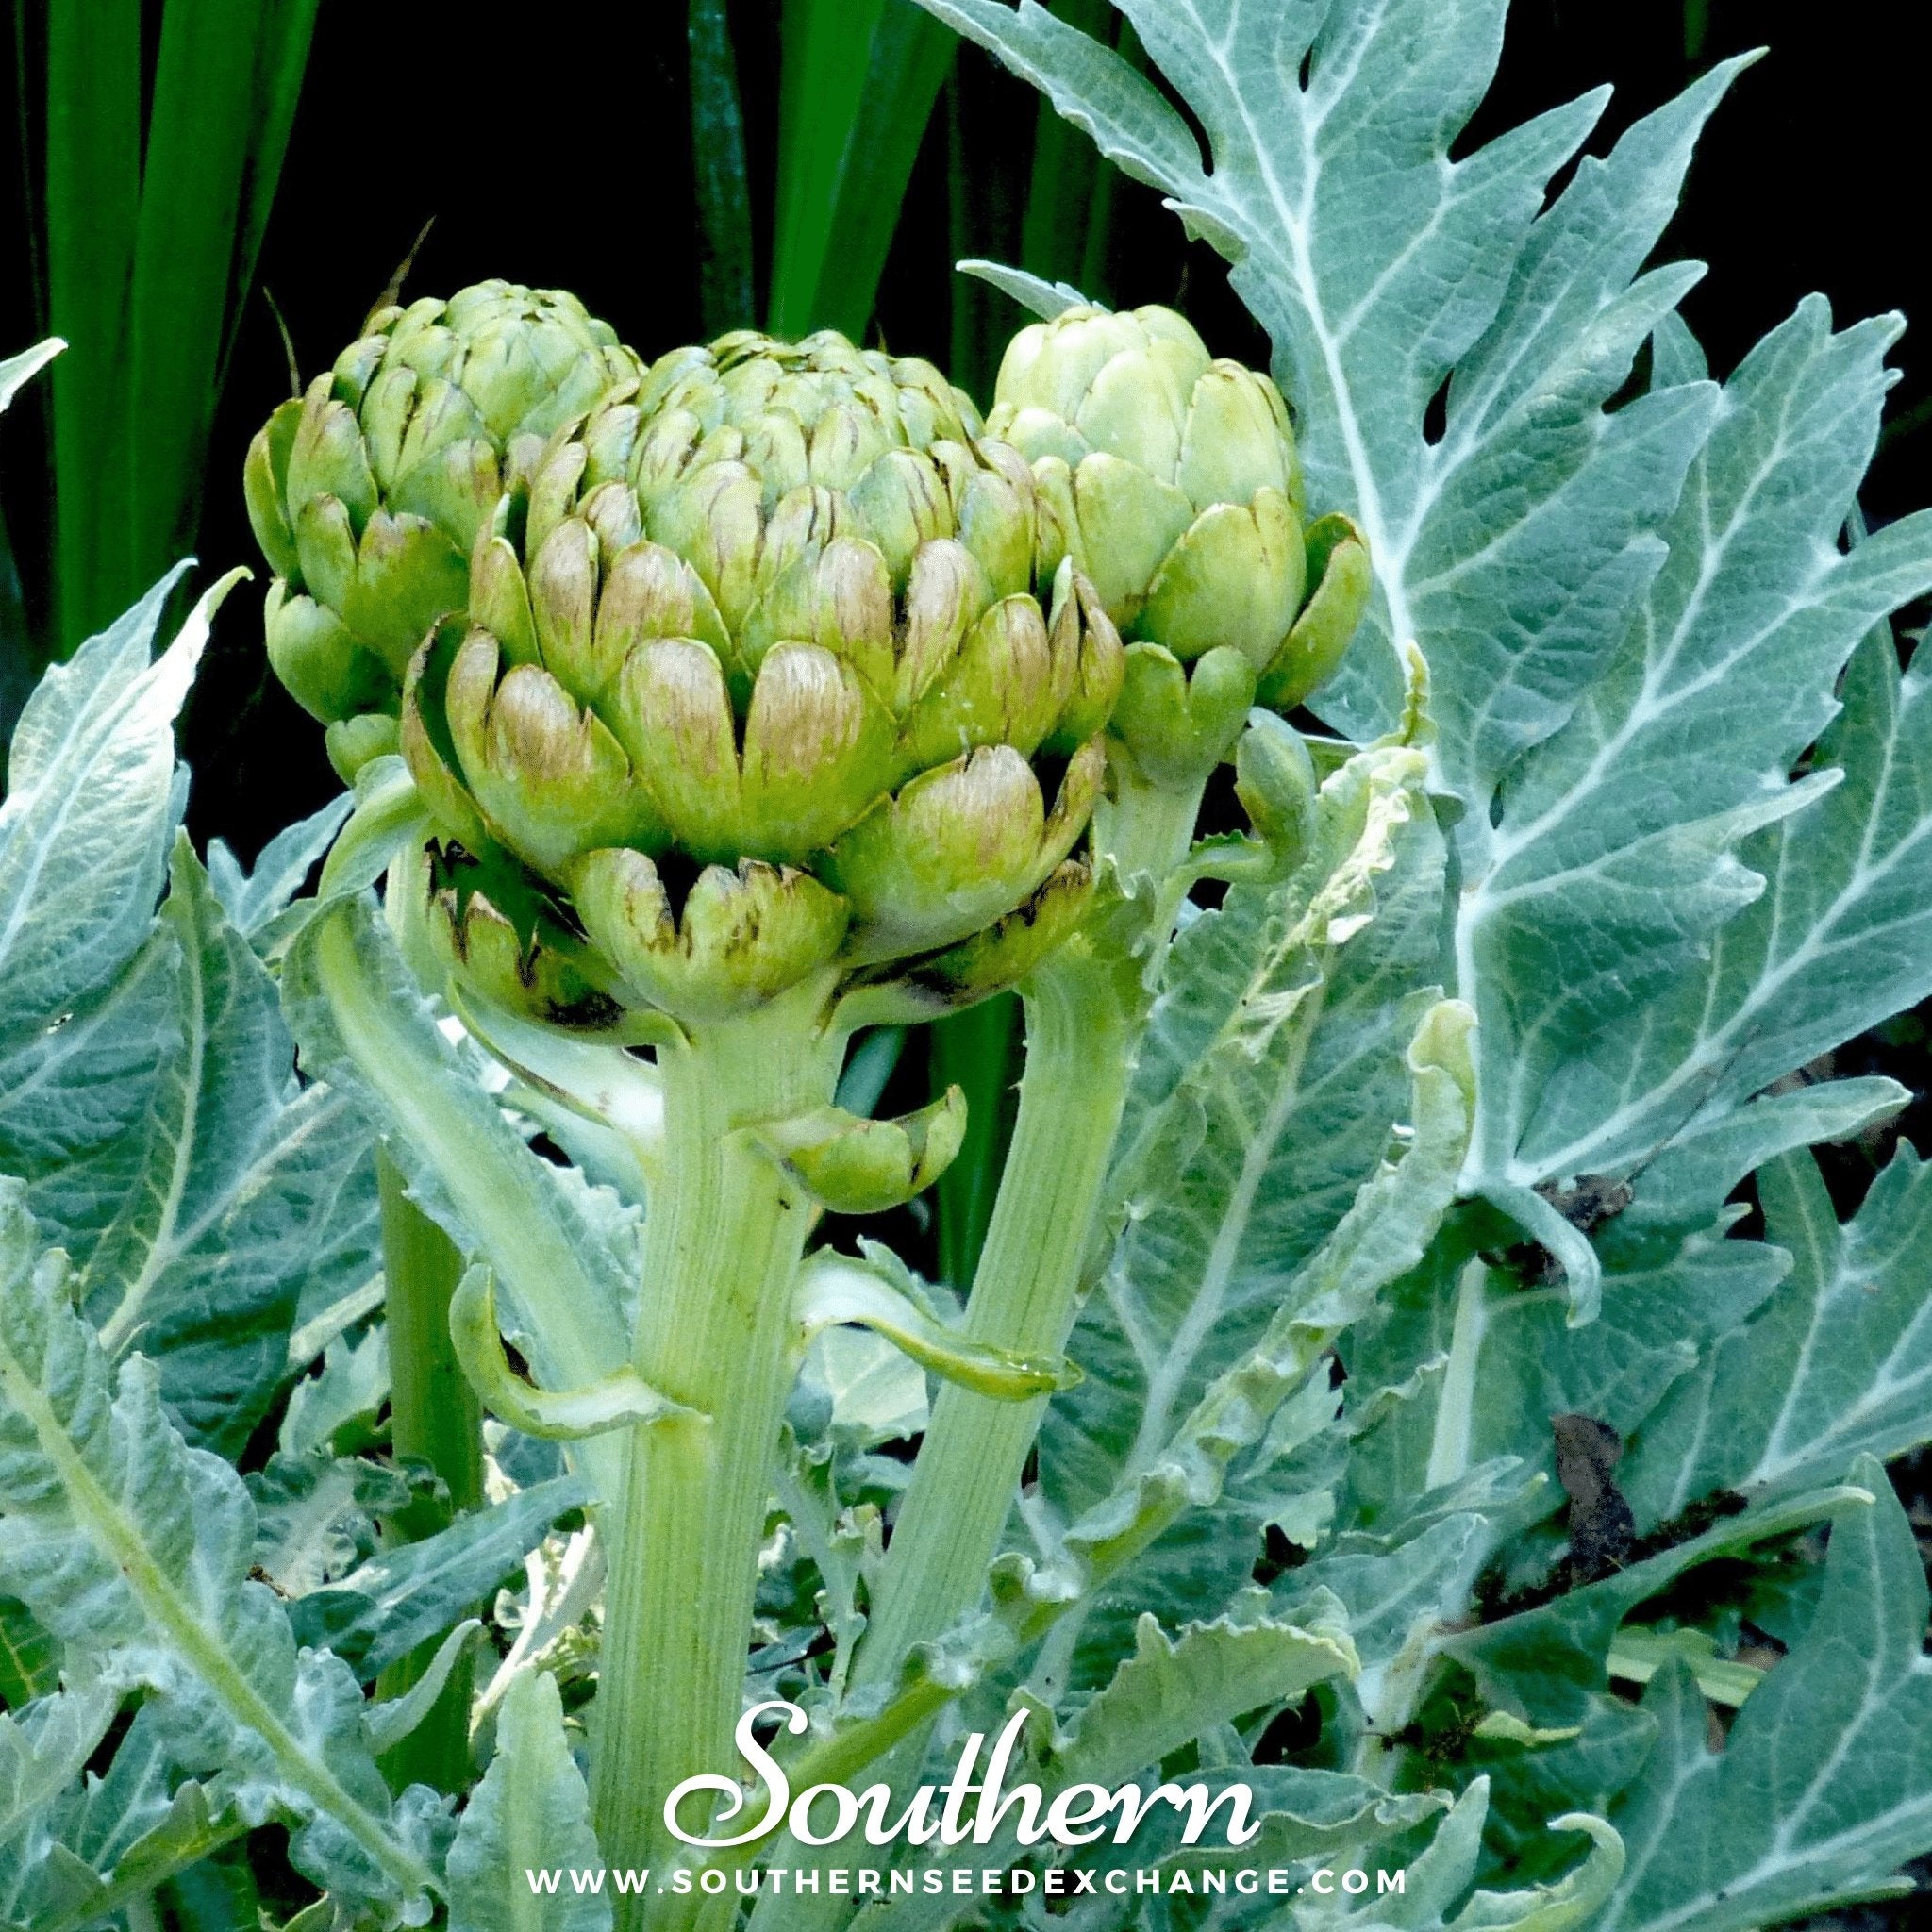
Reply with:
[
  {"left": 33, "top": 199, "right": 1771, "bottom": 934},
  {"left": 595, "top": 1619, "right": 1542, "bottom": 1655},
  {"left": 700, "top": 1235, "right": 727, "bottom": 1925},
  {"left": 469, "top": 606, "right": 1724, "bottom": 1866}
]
[{"left": 449, "top": 1266, "right": 704, "bottom": 1440}]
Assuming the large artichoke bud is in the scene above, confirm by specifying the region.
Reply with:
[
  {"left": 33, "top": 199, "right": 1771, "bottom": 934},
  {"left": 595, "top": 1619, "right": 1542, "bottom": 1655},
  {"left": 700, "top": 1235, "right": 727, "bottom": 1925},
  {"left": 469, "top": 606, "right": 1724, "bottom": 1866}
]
[
  {"left": 401, "top": 328, "right": 1124, "bottom": 1030},
  {"left": 244, "top": 281, "right": 639, "bottom": 774},
  {"left": 985, "top": 304, "right": 1370, "bottom": 787}
]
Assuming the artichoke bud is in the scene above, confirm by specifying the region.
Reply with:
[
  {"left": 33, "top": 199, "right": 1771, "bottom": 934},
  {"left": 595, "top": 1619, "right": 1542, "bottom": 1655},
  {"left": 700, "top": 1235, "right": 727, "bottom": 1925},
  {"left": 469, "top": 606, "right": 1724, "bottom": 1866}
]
[
  {"left": 1257, "top": 512, "right": 1373, "bottom": 711},
  {"left": 264, "top": 580, "right": 395, "bottom": 724},
  {"left": 443, "top": 628, "right": 666, "bottom": 875},
  {"left": 1110, "top": 641, "right": 1257, "bottom": 790},
  {"left": 570, "top": 848, "right": 849, "bottom": 1023},
  {"left": 824, "top": 738, "right": 1104, "bottom": 963},
  {"left": 759, "top": 1088, "right": 967, "bottom": 1216},
  {"left": 1234, "top": 711, "right": 1318, "bottom": 864},
  {"left": 988, "top": 304, "right": 1324, "bottom": 686},
  {"left": 247, "top": 281, "right": 637, "bottom": 725},
  {"left": 325, "top": 712, "right": 402, "bottom": 785}
]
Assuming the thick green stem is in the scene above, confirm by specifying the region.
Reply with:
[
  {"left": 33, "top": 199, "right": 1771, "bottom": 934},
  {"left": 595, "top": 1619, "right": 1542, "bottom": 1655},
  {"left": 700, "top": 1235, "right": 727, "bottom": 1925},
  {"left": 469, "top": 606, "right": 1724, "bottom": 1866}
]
[
  {"left": 856, "top": 941, "right": 1138, "bottom": 1688},
  {"left": 590, "top": 981, "right": 842, "bottom": 1929},
  {"left": 374, "top": 1148, "right": 484, "bottom": 1795}
]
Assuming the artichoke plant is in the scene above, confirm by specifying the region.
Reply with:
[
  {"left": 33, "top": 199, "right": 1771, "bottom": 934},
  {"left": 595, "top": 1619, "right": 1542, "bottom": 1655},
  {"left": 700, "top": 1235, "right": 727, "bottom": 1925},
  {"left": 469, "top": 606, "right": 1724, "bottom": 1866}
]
[
  {"left": 243, "top": 280, "right": 639, "bottom": 776},
  {"left": 399, "top": 325, "right": 1123, "bottom": 1034},
  {"left": 987, "top": 302, "right": 1371, "bottom": 789}
]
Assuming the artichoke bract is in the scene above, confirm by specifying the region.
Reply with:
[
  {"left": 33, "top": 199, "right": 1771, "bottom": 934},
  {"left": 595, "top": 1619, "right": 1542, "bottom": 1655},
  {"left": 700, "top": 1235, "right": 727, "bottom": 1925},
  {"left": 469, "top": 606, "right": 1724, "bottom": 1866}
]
[
  {"left": 244, "top": 281, "right": 638, "bottom": 775},
  {"left": 399, "top": 327, "right": 1123, "bottom": 1030},
  {"left": 986, "top": 303, "right": 1371, "bottom": 787}
]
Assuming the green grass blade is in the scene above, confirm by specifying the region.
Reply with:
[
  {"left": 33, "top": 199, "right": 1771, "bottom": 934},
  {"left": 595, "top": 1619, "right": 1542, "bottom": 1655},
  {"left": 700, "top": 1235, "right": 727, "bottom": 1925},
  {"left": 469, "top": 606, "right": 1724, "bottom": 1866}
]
[
  {"left": 771, "top": 0, "right": 955, "bottom": 339},
  {"left": 690, "top": 0, "right": 756, "bottom": 335},
  {"left": 1018, "top": 0, "right": 1112, "bottom": 293},
  {"left": 225, "top": 0, "right": 321, "bottom": 382},
  {"left": 128, "top": 0, "right": 268, "bottom": 586},
  {"left": 930, "top": 994, "right": 1019, "bottom": 1290},
  {"left": 44, "top": 0, "right": 141, "bottom": 651}
]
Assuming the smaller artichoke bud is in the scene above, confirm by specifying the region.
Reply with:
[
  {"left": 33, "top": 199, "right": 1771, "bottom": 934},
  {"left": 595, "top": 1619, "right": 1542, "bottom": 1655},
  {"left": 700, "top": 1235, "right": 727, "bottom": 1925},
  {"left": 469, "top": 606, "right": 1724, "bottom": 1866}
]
[
  {"left": 989, "top": 303, "right": 1371, "bottom": 782},
  {"left": 569, "top": 849, "right": 850, "bottom": 1023},
  {"left": 325, "top": 712, "right": 402, "bottom": 785},
  {"left": 244, "top": 279, "right": 639, "bottom": 737}
]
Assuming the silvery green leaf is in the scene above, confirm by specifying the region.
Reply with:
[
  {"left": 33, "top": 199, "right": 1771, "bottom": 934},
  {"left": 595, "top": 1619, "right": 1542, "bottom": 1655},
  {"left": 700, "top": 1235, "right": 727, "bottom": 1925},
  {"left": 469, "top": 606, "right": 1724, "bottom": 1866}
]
[
  {"left": 1624, "top": 1145, "right": 1932, "bottom": 1526},
  {"left": 291, "top": 1475, "right": 590, "bottom": 1678},
  {"left": 0, "top": 1183, "right": 441, "bottom": 1917},
  {"left": 0, "top": 338, "right": 61, "bottom": 411},
  {"left": 1598, "top": 1457, "right": 1932, "bottom": 1932},
  {"left": 0, "top": 1677, "right": 117, "bottom": 1852},
  {"left": 0, "top": 567, "right": 204, "bottom": 1053},
  {"left": 1290, "top": 1779, "right": 1621, "bottom": 1932},
  {"left": 1052, "top": 1602, "right": 1357, "bottom": 1792},
  {"left": 28, "top": 839, "right": 377, "bottom": 1451},
  {"left": 207, "top": 791, "right": 354, "bottom": 939},
  {"left": 280, "top": 1324, "right": 390, "bottom": 1458},
  {"left": 1041, "top": 746, "right": 1450, "bottom": 1671},
  {"left": 1504, "top": 613, "right": 1932, "bottom": 1204},
  {"left": 1345, "top": 1213, "right": 1783, "bottom": 1536},
  {"left": 4, "top": 1707, "right": 257, "bottom": 1932},
  {"left": 955, "top": 258, "right": 1091, "bottom": 320},
  {"left": 446, "top": 1669, "right": 608, "bottom": 1932},
  {"left": 249, "top": 1450, "right": 412, "bottom": 1597},
  {"left": 1464, "top": 310, "right": 1932, "bottom": 1191}
]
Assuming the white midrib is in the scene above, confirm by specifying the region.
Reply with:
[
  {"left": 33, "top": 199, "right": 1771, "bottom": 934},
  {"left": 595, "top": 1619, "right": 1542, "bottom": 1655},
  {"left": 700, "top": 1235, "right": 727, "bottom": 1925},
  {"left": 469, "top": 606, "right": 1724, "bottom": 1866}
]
[
  {"left": 1425, "top": 1258, "right": 1493, "bottom": 1491},
  {"left": 1181, "top": 0, "right": 1415, "bottom": 656},
  {"left": 0, "top": 1336, "right": 431, "bottom": 1897},
  {"left": 96, "top": 907, "right": 208, "bottom": 1357},
  {"left": 0, "top": 685, "right": 159, "bottom": 999},
  {"left": 1124, "top": 977, "right": 1329, "bottom": 1477}
]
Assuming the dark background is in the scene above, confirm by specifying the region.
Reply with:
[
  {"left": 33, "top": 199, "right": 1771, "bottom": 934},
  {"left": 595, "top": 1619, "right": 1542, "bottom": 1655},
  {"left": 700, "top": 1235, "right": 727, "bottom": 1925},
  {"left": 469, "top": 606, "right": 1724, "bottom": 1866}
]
[{"left": 7, "top": 0, "right": 1924, "bottom": 858}]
